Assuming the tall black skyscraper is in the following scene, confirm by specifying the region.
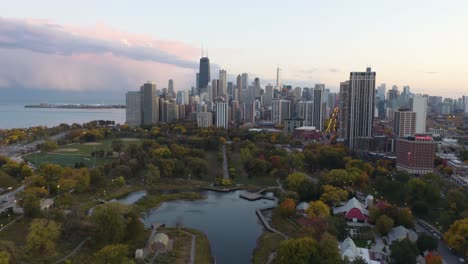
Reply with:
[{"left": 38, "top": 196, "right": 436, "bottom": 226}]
[{"left": 198, "top": 56, "right": 210, "bottom": 94}]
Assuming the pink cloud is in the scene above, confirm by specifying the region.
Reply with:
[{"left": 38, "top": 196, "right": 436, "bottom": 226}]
[{"left": 0, "top": 17, "right": 200, "bottom": 91}]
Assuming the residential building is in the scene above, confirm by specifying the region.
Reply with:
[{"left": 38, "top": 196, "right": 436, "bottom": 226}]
[
  {"left": 272, "top": 99, "right": 291, "bottom": 125},
  {"left": 140, "top": 82, "right": 159, "bottom": 125},
  {"left": 394, "top": 109, "right": 416, "bottom": 137},
  {"left": 125, "top": 91, "right": 141, "bottom": 127},
  {"left": 396, "top": 134, "right": 435, "bottom": 175},
  {"left": 197, "top": 112, "right": 213, "bottom": 128},
  {"left": 216, "top": 102, "right": 229, "bottom": 129},
  {"left": 410, "top": 94, "right": 427, "bottom": 133}
]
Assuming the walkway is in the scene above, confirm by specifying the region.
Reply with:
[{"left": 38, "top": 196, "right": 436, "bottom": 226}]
[
  {"left": 53, "top": 237, "right": 90, "bottom": 264},
  {"left": 181, "top": 229, "right": 196, "bottom": 264},
  {"left": 256, "top": 208, "right": 288, "bottom": 239}
]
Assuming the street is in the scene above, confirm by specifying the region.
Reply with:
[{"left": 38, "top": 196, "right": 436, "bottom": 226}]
[{"left": 415, "top": 221, "right": 461, "bottom": 264}]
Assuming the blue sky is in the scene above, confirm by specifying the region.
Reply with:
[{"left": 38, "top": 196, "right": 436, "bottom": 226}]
[{"left": 2, "top": 0, "right": 468, "bottom": 97}]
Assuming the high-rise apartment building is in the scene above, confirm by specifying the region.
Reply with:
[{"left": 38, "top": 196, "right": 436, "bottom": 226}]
[
  {"left": 410, "top": 94, "right": 427, "bottom": 133},
  {"left": 216, "top": 102, "right": 229, "bottom": 129},
  {"left": 272, "top": 99, "right": 291, "bottom": 125},
  {"left": 339, "top": 81, "right": 350, "bottom": 140},
  {"left": 125, "top": 91, "right": 141, "bottom": 127},
  {"left": 197, "top": 112, "right": 213, "bottom": 128},
  {"left": 264, "top": 84, "right": 274, "bottom": 107},
  {"left": 140, "top": 82, "right": 159, "bottom": 125},
  {"left": 340, "top": 68, "right": 376, "bottom": 151},
  {"left": 241, "top": 73, "right": 249, "bottom": 92},
  {"left": 311, "top": 85, "right": 326, "bottom": 131},
  {"left": 394, "top": 109, "right": 416, "bottom": 137},
  {"left": 236, "top": 75, "right": 242, "bottom": 102}
]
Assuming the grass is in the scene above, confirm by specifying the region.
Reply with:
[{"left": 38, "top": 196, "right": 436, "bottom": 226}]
[
  {"left": 23, "top": 138, "right": 141, "bottom": 168},
  {"left": 252, "top": 232, "right": 285, "bottom": 264},
  {"left": 271, "top": 208, "right": 300, "bottom": 237},
  {"left": 0, "top": 217, "right": 30, "bottom": 246},
  {"left": 132, "top": 192, "right": 205, "bottom": 212},
  {"left": 157, "top": 228, "right": 192, "bottom": 264},
  {"left": 184, "top": 227, "right": 213, "bottom": 264}
]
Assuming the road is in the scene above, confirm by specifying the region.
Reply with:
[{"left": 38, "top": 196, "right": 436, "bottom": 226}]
[
  {"left": 414, "top": 221, "right": 461, "bottom": 264},
  {"left": 0, "top": 132, "right": 67, "bottom": 159},
  {"left": 0, "top": 185, "right": 24, "bottom": 213}
]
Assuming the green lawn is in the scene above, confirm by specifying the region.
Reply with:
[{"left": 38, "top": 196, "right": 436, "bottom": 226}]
[
  {"left": 183, "top": 227, "right": 213, "bottom": 264},
  {"left": 23, "top": 138, "right": 141, "bottom": 168}
]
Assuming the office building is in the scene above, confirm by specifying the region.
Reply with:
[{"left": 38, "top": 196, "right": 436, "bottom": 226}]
[
  {"left": 168, "top": 79, "right": 175, "bottom": 98},
  {"left": 264, "top": 84, "right": 274, "bottom": 107},
  {"left": 396, "top": 134, "right": 435, "bottom": 175},
  {"left": 236, "top": 75, "right": 242, "bottom": 102},
  {"left": 241, "top": 73, "right": 249, "bottom": 91},
  {"left": 219, "top": 70, "right": 227, "bottom": 98},
  {"left": 339, "top": 81, "right": 351, "bottom": 141},
  {"left": 410, "top": 94, "right": 427, "bottom": 133},
  {"left": 140, "top": 82, "right": 159, "bottom": 125},
  {"left": 198, "top": 56, "right": 211, "bottom": 93},
  {"left": 125, "top": 91, "right": 141, "bottom": 127},
  {"left": 311, "top": 85, "right": 326, "bottom": 131},
  {"left": 394, "top": 109, "right": 416, "bottom": 137}
]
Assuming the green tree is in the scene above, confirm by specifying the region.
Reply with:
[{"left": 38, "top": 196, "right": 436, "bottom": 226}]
[
  {"left": 113, "top": 176, "right": 125, "bottom": 187},
  {"left": 125, "top": 211, "right": 145, "bottom": 241},
  {"left": 40, "top": 140, "right": 58, "bottom": 152},
  {"left": 146, "top": 164, "right": 160, "bottom": 185},
  {"left": 319, "top": 233, "right": 341, "bottom": 264},
  {"left": 22, "top": 193, "right": 41, "bottom": 218},
  {"left": 111, "top": 139, "right": 124, "bottom": 153},
  {"left": 93, "top": 244, "right": 132, "bottom": 264},
  {"left": 306, "top": 200, "right": 330, "bottom": 218},
  {"left": 396, "top": 208, "right": 414, "bottom": 228},
  {"left": 416, "top": 233, "right": 438, "bottom": 253},
  {"left": 276, "top": 237, "right": 319, "bottom": 264},
  {"left": 444, "top": 218, "right": 468, "bottom": 256},
  {"left": 376, "top": 215, "right": 394, "bottom": 235},
  {"left": 390, "top": 238, "right": 419, "bottom": 264},
  {"left": 351, "top": 256, "right": 368, "bottom": 264},
  {"left": 73, "top": 168, "right": 90, "bottom": 192},
  {"left": 26, "top": 218, "right": 61, "bottom": 256},
  {"left": 0, "top": 251, "right": 9, "bottom": 264},
  {"left": 286, "top": 173, "right": 306, "bottom": 192},
  {"left": 91, "top": 203, "right": 127, "bottom": 246}
]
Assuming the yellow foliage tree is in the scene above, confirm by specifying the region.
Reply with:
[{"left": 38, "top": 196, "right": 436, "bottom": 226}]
[{"left": 306, "top": 200, "right": 330, "bottom": 218}]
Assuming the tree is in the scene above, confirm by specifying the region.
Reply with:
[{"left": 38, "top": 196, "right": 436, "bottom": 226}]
[
  {"left": 306, "top": 200, "right": 330, "bottom": 218},
  {"left": 113, "top": 176, "right": 125, "bottom": 187},
  {"left": 390, "top": 238, "right": 419, "bottom": 264},
  {"left": 444, "top": 218, "right": 468, "bottom": 257},
  {"left": 40, "top": 140, "right": 58, "bottom": 152},
  {"left": 93, "top": 244, "right": 131, "bottom": 264},
  {"left": 319, "top": 233, "right": 341, "bottom": 264},
  {"left": 376, "top": 214, "right": 394, "bottom": 236},
  {"left": 320, "top": 185, "right": 348, "bottom": 206},
  {"left": 125, "top": 211, "right": 145, "bottom": 242},
  {"left": 0, "top": 240, "right": 16, "bottom": 263},
  {"left": 417, "top": 233, "right": 438, "bottom": 253},
  {"left": 91, "top": 203, "right": 127, "bottom": 246},
  {"left": 26, "top": 218, "right": 61, "bottom": 256},
  {"left": 73, "top": 168, "right": 90, "bottom": 192},
  {"left": 111, "top": 139, "right": 124, "bottom": 153},
  {"left": 425, "top": 252, "right": 443, "bottom": 264},
  {"left": 22, "top": 193, "right": 41, "bottom": 218},
  {"left": 351, "top": 256, "right": 368, "bottom": 264},
  {"left": 0, "top": 252, "right": 9, "bottom": 264},
  {"left": 297, "top": 180, "right": 320, "bottom": 202},
  {"left": 396, "top": 208, "right": 414, "bottom": 228},
  {"left": 146, "top": 164, "right": 160, "bottom": 185},
  {"left": 286, "top": 173, "right": 306, "bottom": 192},
  {"left": 279, "top": 198, "right": 296, "bottom": 218},
  {"left": 276, "top": 237, "right": 319, "bottom": 264}
]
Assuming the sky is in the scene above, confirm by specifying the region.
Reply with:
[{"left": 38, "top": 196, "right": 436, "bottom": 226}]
[{"left": 1, "top": 0, "right": 468, "bottom": 98}]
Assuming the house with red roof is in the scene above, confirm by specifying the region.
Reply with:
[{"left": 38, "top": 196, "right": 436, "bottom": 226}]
[{"left": 333, "top": 197, "right": 370, "bottom": 222}]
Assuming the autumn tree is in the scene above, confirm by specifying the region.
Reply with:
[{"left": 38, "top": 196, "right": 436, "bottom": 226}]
[
  {"left": 320, "top": 185, "right": 348, "bottom": 206},
  {"left": 0, "top": 251, "right": 9, "bottom": 264},
  {"left": 306, "top": 200, "right": 330, "bottom": 218},
  {"left": 276, "top": 237, "right": 319, "bottom": 264},
  {"left": 111, "top": 139, "right": 124, "bottom": 153},
  {"left": 286, "top": 173, "right": 306, "bottom": 192},
  {"left": 145, "top": 164, "right": 160, "bottom": 185},
  {"left": 93, "top": 244, "right": 132, "bottom": 264},
  {"left": 425, "top": 252, "right": 443, "bottom": 264},
  {"left": 376, "top": 214, "right": 394, "bottom": 236},
  {"left": 26, "top": 218, "right": 61, "bottom": 257},
  {"left": 444, "top": 218, "right": 468, "bottom": 257},
  {"left": 279, "top": 198, "right": 296, "bottom": 218}
]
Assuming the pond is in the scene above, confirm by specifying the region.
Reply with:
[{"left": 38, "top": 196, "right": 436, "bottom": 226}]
[{"left": 142, "top": 190, "right": 275, "bottom": 264}]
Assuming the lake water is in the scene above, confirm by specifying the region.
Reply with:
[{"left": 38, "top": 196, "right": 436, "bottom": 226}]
[
  {"left": 142, "top": 190, "right": 275, "bottom": 264},
  {"left": 0, "top": 102, "right": 125, "bottom": 129}
]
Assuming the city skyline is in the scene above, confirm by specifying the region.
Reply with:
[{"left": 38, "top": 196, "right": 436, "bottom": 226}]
[{"left": 1, "top": 1, "right": 468, "bottom": 97}]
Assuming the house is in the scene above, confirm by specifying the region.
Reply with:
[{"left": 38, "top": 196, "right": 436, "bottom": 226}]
[
  {"left": 40, "top": 198, "right": 54, "bottom": 211},
  {"left": 150, "top": 233, "right": 169, "bottom": 252},
  {"left": 340, "top": 237, "right": 381, "bottom": 264},
  {"left": 333, "top": 197, "right": 369, "bottom": 222},
  {"left": 386, "top": 225, "right": 418, "bottom": 245},
  {"left": 296, "top": 202, "right": 309, "bottom": 214}
]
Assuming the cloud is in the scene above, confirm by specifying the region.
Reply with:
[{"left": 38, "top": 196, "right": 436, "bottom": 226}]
[{"left": 0, "top": 17, "right": 201, "bottom": 91}]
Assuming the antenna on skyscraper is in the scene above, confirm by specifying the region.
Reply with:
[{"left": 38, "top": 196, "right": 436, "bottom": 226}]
[
  {"left": 201, "top": 43, "right": 204, "bottom": 57},
  {"left": 206, "top": 45, "right": 208, "bottom": 57}
]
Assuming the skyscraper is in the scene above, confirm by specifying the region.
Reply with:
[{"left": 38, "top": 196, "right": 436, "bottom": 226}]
[
  {"left": 341, "top": 68, "right": 376, "bottom": 151},
  {"left": 264, "top": 84, "right": 274, "bottom": 107},
  {"left": 241, "top": 73, "right": 249, "bottom": 92},
  {"left": 394, "top": 109, "right": 416, "bottom": 137},
  {"left": 339, "top": 81, "right": 350, "bottom": 140},
  {"left": 254, "top": 77, "right": 261, "bottom": 98},
  {"left": 272, "top": 99, "right": 291, "bottom": 125},
  {"left": 410, "top": 94, "right": 427, "bottom": 133},
  {"left": 216, "top": 102, "right": 229, "bottom": 129},
  {"left": 311, "top": 85, "right": 326, "bottom": 131},
  {"left": 198, "top": 56, "right": 211, "bottom": 94},
  {"left": 276, "top": 67, "right": 282, "bottom": 89},
  {"left": 140, "top": 82, "right": 159, "bottom": 125},
  {"left": 219, "top": 70, "right": 227, "bottom": 98},
  {"left": 168, "top": 79, "right": 175, "bottom": 98},
  {"left": 211, "top": 80, "right": 219, "bottom": 100},
  {"left": 125, "top": 91, "right": 142, "bottom": 127},
  {"left": 236, "top": 75, "right": 242, "bottom": 103}
]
